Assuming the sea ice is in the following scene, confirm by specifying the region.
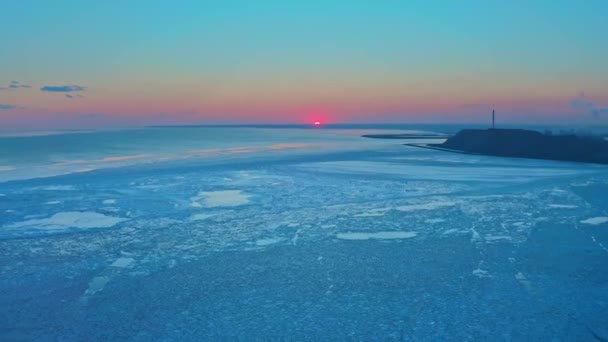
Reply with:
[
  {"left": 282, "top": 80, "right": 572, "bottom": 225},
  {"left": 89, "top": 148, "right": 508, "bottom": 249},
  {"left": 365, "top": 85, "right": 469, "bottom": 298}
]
[
  {"left": 548, "top": 204, "right": 577, "bottom": 209},
  {"left": 335, "top": 231, "right": 417, "bottom": 240},
  {"left": 255, "top": 238, "right": 284, "bottom": 246},
  {"left": 354, "top": 208, "right": 391, "bottom": 217},
  {"left": 396, "top": 200, "right": 457, "bottom": 212},
  {"left": 4, "top": 211, "right": 126, "bottom": 230},
  {"left": 485, "top": 235, "right": 512, "bottom": 242},
  {"left": 111, "top": 257, "right": 135, "bottom": 268},
  {"left": 189, "top": 213, "right": 217, "bottom": 221},
  {"left": 190, "top": 190, "right": 250, "bottom": 208},
  {"left": 515, "top": 272, "right": 534, "bottom": 293},
  {"left": 472, "top": 268, "right": 492, "bottom": 278},
  {"left": 30, "top": 185, "right": 76, "bottom": 191},
  {"left": 85, "top": 276, "right": 110, "bottom": 295},
  {"left": 580, "top": 217, "right": 608, "bottom": 225}
]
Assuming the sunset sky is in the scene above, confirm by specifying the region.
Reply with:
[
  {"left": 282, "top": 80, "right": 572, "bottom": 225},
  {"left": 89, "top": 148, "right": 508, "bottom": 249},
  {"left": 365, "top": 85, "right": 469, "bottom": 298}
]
[{"left": 1, "top": 0, "right": 607, "bottom": 129}]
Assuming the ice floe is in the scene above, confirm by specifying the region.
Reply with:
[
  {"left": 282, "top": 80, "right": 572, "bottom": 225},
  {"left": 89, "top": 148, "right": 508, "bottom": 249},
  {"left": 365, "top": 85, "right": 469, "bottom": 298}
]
[
  {"left": 396, "top": 200, "right": 457, "bottom": 212},
  {"left": 335, "top": 231, "right": 417, "bottom": 240},
  {"left": 255, "top": 238, "right": 284, "bottom": 246},
  {"left": 4, "top": 211, "right": 126, "bottom": 231},
  {"left": 190, "top": 190, "right": 250, "bottom": 208},
  {"left": 85, "top": 276, "right": 110, "bottom": 295},
  {"left": 30, "top": 185, "right": 76, "bottom": 191},
  {"left": 548, "top": 204, "right": 577, "bottom": 209},
  {"left": 111, "top": 257, "right": 135, "bottom": 268},
  {"left": 580, "top": 217, "right": 608, "bottom": 225},
  {"left": 354, "top": 208, "right": 391, "bottom": 217},
  {"left": 102, "top": 199, "right": 116, "bottom": 204},
  {"left": 515, "top": 272, "right": 534, "bottom": 293},
  {"left": 472, "top": 268, "right": 492, "bottom": 278},
  {"left": 425, "top": 218, "right": 446, "bottom": 224},
  {"left": 485, "top": 235, "right": 512, "bottom": 242},
  {"left": 189, "top": 213, "right": 217, "bottom": 221}
]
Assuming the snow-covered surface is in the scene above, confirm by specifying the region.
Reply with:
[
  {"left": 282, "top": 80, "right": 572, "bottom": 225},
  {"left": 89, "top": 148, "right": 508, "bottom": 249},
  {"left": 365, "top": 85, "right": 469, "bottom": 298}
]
[{"left": 1, "top": 126, "right": 608, "bottom": 340}]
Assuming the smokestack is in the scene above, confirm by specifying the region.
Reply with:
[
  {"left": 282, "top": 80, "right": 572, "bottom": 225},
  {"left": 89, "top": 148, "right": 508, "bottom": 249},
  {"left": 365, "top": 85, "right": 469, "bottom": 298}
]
[{"left": 492, "top": 109, "right": 495, "bottom": 129}]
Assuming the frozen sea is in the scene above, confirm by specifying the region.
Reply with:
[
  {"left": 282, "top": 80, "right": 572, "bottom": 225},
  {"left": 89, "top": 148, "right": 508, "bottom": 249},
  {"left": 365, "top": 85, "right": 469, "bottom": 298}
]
[{"left": 1, "top": 125, "right": 608, "bottom": 340}]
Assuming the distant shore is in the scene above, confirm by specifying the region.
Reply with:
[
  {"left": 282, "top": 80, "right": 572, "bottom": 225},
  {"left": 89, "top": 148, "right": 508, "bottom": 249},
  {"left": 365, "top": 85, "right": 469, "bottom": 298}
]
[
  {"left": 405, "top": 128, "right": 608, "bottom": 165},
  {"left": 362, "top": 133, "right": 451, "bottom": 140}
]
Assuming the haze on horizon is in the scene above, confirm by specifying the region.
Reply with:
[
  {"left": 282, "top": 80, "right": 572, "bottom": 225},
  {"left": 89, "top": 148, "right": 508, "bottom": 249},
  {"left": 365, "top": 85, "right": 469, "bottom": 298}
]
[{"left": 1, "top": 0, "right": 607, "bottom": 130}]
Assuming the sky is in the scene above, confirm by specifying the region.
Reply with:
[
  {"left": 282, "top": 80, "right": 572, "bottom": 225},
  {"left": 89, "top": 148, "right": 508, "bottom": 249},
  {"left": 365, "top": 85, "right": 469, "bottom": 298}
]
[{"left": 1, "top": 0, "right": 608, "bottom": 130}]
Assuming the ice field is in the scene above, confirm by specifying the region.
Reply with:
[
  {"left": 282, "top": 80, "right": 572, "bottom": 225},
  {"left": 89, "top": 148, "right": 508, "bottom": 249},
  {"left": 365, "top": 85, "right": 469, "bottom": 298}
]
[{"left": 1, "top": 126, "right": 608, "bottom": 340}]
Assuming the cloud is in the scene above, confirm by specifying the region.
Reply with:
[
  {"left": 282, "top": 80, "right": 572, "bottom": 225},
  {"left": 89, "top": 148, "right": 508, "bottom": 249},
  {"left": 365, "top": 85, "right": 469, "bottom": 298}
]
[
  {"left": 0, "top": 104, "right": 17, "bottom": 110},
  {"left": 9, "top": 84, "right": 31, "bottom": 89},
  {"left": 460, "top": 103, "right": 493, "bottom": 111},
  {"left": 570, "top": 93, "right": 608, "bottom": 119},
  {"left": 1, "top": 81, "right": 31, "bottom": 90},
  {"left": 41, "top": 85, "right": 86, "bottom": 92},
  {"left": 65, "top": 94, "right": 85, "bottom": 99}
]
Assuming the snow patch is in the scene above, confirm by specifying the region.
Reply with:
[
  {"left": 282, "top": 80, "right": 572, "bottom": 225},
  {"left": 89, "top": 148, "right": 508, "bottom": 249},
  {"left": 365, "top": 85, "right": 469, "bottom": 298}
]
[{"left": 336, "top": 231, "right": 417, "bottom": 241}]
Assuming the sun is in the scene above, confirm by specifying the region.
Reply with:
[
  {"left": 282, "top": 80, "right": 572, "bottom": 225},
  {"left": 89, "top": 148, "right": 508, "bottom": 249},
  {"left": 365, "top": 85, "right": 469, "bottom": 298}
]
[{"left": 313, "top": 121, "right": 321, "bottom": 126}]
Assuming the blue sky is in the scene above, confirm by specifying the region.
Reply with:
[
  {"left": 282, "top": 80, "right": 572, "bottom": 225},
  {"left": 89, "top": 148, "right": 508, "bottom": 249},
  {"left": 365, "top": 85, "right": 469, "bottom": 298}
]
[{"left": 1, "top": 0, "right": 607, "bottom": 129}]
